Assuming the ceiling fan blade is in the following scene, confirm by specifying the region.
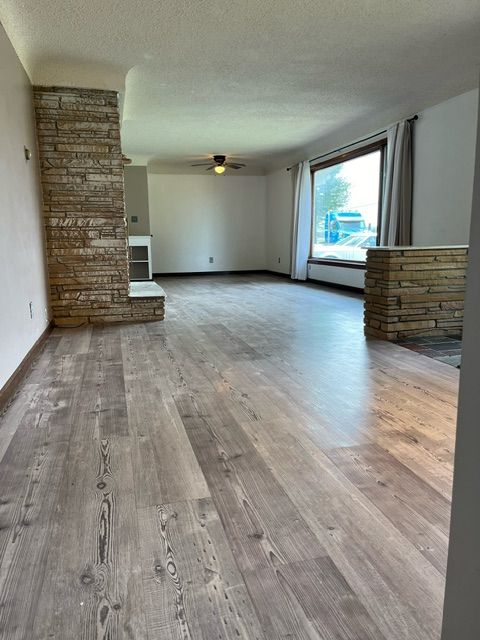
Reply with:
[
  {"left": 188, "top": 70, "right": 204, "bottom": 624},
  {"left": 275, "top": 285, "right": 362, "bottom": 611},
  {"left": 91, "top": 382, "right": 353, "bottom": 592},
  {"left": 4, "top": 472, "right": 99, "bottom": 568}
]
[
  {"left": 225, "top": 163, "right": 246, "bottom": 169},
  {"left": 206, "top": 165, "right": 215, "bottom": 170},
  {"left": 191, "top": 162, "right": 214, "bottom": 166}
]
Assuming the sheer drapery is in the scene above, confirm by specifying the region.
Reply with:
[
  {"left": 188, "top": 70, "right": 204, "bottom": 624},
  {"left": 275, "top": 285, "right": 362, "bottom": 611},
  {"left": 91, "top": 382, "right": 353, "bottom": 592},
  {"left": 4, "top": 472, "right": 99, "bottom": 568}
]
[{"left": 291, "top": 161, "right": 312, "bottom": 280}]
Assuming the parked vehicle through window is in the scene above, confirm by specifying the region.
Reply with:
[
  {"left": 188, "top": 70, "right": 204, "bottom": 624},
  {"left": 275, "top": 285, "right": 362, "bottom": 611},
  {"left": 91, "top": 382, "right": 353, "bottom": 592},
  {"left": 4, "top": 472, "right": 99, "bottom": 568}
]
[{"left": 311, "top": 142, "right": 385, "bottom": 262}]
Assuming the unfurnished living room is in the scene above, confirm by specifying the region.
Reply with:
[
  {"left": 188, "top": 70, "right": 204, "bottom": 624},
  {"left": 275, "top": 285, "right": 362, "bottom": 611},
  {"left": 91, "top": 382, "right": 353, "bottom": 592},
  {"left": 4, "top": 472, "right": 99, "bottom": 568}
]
[{"left": 1, "top": 2, "right": 480, "bottom": 639}]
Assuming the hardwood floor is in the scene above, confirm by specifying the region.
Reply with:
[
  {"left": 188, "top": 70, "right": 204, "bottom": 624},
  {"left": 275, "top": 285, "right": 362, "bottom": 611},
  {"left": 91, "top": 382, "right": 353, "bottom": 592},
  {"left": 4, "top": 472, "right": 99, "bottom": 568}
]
[{"left": 0, "top": 274, "right": 458, "bottom": 639}]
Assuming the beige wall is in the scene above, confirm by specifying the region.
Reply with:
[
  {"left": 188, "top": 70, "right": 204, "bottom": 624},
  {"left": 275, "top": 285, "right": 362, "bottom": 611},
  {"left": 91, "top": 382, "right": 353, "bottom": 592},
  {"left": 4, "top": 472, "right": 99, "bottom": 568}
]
[
  {"left": 412, "top": 89, "right": 478, "bottom": 246},
  {"left": 148, "top": 173, "right": 267, "bottom": 273},
  {"left": 266, "top": 169, "right": 293, "bottom": 274},
  {"left": 125, "top": 165, "right": 151, "bottom": 236},
  {"left": 0, "top": 24, "right": 50, "bottom": 389}
]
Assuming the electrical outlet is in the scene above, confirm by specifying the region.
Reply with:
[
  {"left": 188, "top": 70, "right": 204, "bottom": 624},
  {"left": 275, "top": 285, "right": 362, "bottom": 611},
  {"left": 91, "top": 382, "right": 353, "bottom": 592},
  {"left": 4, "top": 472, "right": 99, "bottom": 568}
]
[
  {"left": 131, "top": 215, "right": 138, "bottom": 223},
  {"left": 278, "top": 257, "right": 281, "bottom": 263},
  {"left": 29, "top": 301, "right": 33, "bottom": 319},
  {"left": 209, "top": 257, "right": 214, "bottom": 263}
]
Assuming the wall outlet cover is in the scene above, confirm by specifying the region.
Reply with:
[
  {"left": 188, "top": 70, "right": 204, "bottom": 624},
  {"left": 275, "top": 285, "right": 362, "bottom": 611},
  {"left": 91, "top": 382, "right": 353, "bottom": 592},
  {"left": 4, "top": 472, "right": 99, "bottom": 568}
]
[
  {"left": 209, "top": 257, "right": 214, "bottom": 263},
  {"left": 131, "top": 215, "right": 138, "bottom": 223}
]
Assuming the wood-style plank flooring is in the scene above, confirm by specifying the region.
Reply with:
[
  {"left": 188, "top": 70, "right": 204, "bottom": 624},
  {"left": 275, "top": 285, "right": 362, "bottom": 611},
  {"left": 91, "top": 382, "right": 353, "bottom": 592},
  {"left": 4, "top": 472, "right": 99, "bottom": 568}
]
[{"left": 0, "top": 275, "right": 458, "bottom": 639}]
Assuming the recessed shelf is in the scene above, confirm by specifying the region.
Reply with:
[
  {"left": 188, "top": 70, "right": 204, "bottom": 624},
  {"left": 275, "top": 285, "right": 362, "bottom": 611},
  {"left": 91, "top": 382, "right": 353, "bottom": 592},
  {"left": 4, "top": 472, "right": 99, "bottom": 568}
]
[{"left": 129, "top": 235, "right": 152, "bottom": 280}]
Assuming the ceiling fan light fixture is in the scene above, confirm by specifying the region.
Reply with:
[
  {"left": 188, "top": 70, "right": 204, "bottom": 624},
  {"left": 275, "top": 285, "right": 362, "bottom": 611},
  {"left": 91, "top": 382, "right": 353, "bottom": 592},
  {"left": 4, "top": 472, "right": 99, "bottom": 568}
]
[{"left": 214, "top": 165, "right": 226, "bottom": 174}]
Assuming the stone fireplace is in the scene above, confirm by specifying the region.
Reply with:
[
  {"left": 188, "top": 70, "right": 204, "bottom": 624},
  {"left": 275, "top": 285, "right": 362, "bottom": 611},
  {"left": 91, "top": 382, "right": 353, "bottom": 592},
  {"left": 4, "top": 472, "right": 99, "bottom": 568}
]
[{"left": 33, "top": 86, "right": 164, "bottom": 327}]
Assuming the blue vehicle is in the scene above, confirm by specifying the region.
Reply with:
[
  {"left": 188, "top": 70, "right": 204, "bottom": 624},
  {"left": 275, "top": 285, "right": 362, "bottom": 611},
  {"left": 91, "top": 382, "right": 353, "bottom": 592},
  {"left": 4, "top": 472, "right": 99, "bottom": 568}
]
[{"left": 324, "top": 211, "right": 366, "bottom": 243}]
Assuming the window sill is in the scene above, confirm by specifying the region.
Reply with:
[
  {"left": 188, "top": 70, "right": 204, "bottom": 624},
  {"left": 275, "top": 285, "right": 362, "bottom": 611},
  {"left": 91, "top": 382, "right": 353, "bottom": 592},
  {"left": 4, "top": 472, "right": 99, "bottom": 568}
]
[{"left": 308, "top": 258, "right": 366, "bottom": 270}]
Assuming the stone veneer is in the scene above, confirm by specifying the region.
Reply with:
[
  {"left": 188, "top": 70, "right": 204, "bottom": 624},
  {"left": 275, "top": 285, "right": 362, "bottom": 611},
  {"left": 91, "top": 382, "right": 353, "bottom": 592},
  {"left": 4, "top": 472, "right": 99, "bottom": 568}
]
[
  {"left": 33, "top": 86, "right": 164, "bottom": 326},
  {"left": 364, "top": 246, "right": 468, "bottom": 340}
]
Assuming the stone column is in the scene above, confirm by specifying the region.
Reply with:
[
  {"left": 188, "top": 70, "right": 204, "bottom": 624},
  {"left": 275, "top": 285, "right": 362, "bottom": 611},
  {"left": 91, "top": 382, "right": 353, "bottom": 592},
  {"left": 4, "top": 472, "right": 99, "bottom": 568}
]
[
  {"left": 33, "top": 86, "right": 164, "bottom": 326},
  {"left": 364, "top": 246, "right": 467, "bottom": 340}
]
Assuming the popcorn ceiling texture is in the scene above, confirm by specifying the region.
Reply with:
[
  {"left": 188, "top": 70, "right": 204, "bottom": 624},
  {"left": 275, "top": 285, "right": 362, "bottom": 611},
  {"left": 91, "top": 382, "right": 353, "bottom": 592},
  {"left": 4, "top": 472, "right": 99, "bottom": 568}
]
[
  {"left": 2, "top": 1, "right": 480, "bottom": 170},
  {"left": 364, "top": 247, "right": 467, "bottom": 340},
  {"left": 33, "top": 86, "right": 164, "bottom": 326}
]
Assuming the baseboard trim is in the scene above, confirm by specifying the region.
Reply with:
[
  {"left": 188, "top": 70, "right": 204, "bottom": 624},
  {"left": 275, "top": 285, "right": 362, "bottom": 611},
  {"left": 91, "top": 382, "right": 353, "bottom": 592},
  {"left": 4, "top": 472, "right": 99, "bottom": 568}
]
[
  {"left": 152, "top": 270, "right": 364, "bottom": 294},
  {"left": 153, "top": 269, "right": 270, "bottom": 277},
  {"left": 153, "top": 269, "right": 294, "bottom": 279},
  {"left": 0, "top": 322, "right": 53, "bottom": 414},
  {"left": 265, "top": 270, "right": 291, "bottom": 279},
  {"left": 306, "top": 277, "right": 364, "bottom": 294}
]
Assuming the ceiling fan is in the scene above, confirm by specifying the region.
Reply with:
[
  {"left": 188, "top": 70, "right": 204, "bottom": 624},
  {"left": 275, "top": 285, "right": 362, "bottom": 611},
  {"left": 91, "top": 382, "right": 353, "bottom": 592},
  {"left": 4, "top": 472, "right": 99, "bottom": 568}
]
[{"left": 191, "top": 155, "right": 246, "bottom": 174}]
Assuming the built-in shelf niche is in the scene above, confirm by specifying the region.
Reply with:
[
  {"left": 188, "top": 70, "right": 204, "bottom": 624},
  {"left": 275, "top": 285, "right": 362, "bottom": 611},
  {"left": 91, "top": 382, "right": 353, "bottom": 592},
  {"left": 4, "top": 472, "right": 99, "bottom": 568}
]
[{"left": 128, "top": 235, "right": 152, "bottom": 281}]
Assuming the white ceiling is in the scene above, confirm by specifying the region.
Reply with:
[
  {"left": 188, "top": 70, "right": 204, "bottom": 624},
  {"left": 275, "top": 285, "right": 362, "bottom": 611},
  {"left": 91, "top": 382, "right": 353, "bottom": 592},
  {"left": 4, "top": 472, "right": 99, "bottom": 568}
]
[{"left": 1, "top": 1, "right": 480, "bottom": 171}]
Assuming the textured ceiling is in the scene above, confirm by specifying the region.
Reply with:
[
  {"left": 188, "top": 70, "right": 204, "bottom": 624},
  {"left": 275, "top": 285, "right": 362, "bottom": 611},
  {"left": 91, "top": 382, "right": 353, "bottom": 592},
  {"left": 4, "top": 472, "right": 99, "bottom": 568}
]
[{"left": 1, "top": 1, "right": 480, "bottom": 170}]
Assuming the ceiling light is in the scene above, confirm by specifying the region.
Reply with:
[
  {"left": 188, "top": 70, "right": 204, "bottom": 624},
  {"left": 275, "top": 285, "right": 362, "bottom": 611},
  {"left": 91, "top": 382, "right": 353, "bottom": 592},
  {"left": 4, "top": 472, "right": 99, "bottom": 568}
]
[{"left": 214, "top": 165, "right": 226, "bottom": 174}]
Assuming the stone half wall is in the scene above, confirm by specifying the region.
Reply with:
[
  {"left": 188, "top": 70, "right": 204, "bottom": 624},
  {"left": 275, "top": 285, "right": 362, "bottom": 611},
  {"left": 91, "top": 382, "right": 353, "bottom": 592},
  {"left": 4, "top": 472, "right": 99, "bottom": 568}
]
[
  {"left": 364, "top": 246, "right": 468, "bottom": 340},
  {"left": 33, "top": 86, "right": 164, "bottom": 326}
]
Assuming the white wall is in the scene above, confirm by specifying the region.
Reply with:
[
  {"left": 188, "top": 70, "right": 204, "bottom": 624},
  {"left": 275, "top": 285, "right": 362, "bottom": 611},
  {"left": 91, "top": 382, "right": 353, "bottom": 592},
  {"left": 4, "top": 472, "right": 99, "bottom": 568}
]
[
  {"left": 148, "top": 173, "right": 267, "bottom": 273},
  {"left": 124, "top": 165, "right": 151, "bottom": 236},
  {"left": 0, "top": 24, "right": 50, "bottom": 390},
  {"left": 266, "top": 169, "right": 293, "bottom": 274},
  {"left": 307, "top": 263, "right": 366, "bottom": 289},
  {"left": 412, "top": 89, "right": 478, "bottom": 246}
]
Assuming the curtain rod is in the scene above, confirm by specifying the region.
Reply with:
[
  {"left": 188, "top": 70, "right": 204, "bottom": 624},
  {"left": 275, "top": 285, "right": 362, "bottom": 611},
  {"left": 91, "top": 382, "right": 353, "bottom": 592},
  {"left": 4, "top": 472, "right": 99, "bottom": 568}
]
[{"left": 286, "top": 115, "right": 418, "bottom": 171}]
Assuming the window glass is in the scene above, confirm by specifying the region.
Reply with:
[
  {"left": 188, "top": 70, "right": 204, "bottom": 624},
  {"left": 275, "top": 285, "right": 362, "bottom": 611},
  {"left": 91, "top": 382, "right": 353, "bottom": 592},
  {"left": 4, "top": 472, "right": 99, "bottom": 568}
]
[{"left": 311, "top": 150, "right": 382, "bottom": 262}]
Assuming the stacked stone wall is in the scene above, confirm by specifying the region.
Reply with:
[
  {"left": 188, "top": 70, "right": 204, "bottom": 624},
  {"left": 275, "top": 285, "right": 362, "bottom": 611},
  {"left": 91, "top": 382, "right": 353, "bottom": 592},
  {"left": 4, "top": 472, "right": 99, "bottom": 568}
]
[
  {"left": 33, "top": 86, "right": 164, "bottom": 326},
  {"left": 364, "top": 247, "right": 468, "bottom": 340}
]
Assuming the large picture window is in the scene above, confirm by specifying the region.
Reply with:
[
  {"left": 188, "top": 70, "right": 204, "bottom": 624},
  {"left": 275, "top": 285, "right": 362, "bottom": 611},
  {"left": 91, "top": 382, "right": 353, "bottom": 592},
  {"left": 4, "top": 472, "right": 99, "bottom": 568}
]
[{"left": 310, "top": 142, "right": 385, "bottom": 263}]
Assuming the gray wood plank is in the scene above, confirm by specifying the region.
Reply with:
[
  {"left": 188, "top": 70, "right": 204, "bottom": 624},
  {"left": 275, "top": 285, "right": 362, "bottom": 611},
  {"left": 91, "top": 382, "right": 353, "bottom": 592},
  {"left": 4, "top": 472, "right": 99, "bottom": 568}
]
[
  {"left": 31, "top": 437, "right": 146, "bottom": 639},
  {"left": 121, "top": 324, "right": 210, "bottom": 507},
  {"left": 0, "top": 429, "right": 67, "bottom": 638},
  {"left": 328, "top": 443, "right": 450, "bottom": 573},
  {"left": 138, "top": 498, "right": 265, "bottom": 639},
  {"left": 244, "top": 556, "right": 386, "bottom": 640},
  {"left": 241, "top": 415, "right": 445, "bottom": 640},
  {"left": 17, "top": 353, "right": 87, "bottom": 444},
  {"left": 175, "top": 392, "right": 327, "bottom": 574},
  {"left": 0, "top": 382, "right": 39, "bottom": 463},
  {"left": 70, "top": 326, "right": 129, "bottom": 440},
  {"left": 54, "top": 324, "right": 93, "bottom": 356}
]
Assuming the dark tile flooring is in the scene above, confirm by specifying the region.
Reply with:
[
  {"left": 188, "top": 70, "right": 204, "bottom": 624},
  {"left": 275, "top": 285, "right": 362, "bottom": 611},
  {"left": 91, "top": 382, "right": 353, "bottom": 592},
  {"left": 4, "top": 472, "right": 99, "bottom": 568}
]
[{"left": 395, "top": 335, "right": 462, "bottom": 368}]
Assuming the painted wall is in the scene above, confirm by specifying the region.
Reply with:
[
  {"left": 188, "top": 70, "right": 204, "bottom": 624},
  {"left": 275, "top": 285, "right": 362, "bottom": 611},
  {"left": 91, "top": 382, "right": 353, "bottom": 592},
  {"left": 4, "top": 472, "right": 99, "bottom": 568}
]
[
  {"left": 441, "top": 81, "right": 480, "bottom": 640},
  {"left": 124, "top": 165, "right": 151, "bottom": 236},
  {"left": 265, "top": 89, "right": 479, "bottom": 289},
  {"left": 266, "top": 169, "right": 293, "bottom": 274},
  {"left": 412, "top": 89, "right": 478, "bottom": 246},
  {"left": 0, "top": 24, "right": 50, "bottom": 389},
  {"left": 307, "top": 263, "right": 366, "bottom": 289},
  {"left": 148, "top": 173, "right": 267, "bottom": 273}
]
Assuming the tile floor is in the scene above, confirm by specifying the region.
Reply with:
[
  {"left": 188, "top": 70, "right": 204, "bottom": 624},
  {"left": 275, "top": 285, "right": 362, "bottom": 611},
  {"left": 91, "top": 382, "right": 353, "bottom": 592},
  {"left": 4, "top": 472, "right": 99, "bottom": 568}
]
[{"left": 395, "top": 335, "right": 462, "bottom": 368}]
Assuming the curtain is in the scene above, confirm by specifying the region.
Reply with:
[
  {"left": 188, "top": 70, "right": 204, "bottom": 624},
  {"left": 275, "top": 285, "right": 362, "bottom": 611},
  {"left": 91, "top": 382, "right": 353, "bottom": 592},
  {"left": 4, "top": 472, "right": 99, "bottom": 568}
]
[
  {"left": 291, "top": 160, "right": 312, "bottom": 280},
  {"left": 380, "top": 120, "right": 413, "bottom": 246}
]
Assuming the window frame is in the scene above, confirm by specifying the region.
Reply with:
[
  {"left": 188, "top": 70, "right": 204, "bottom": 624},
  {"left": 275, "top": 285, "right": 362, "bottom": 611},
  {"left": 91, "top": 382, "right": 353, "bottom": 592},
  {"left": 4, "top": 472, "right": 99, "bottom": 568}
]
[{"left": 309, "top": 139, "right": 387, "bottom": 266}]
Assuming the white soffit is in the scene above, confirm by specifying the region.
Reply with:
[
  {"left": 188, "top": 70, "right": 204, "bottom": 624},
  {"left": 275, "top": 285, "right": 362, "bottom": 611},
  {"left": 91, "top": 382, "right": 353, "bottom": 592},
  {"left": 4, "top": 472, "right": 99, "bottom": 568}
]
[{"left": 1, "top": 0, "right": 480, "bottom": 170}]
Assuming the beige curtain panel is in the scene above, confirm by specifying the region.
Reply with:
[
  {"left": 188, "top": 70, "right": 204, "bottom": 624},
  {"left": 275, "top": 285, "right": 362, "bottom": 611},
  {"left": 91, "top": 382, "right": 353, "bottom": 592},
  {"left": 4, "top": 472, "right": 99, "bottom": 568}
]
[{"left": 380, "top": 120, "right": 413, "bottom": 246}]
